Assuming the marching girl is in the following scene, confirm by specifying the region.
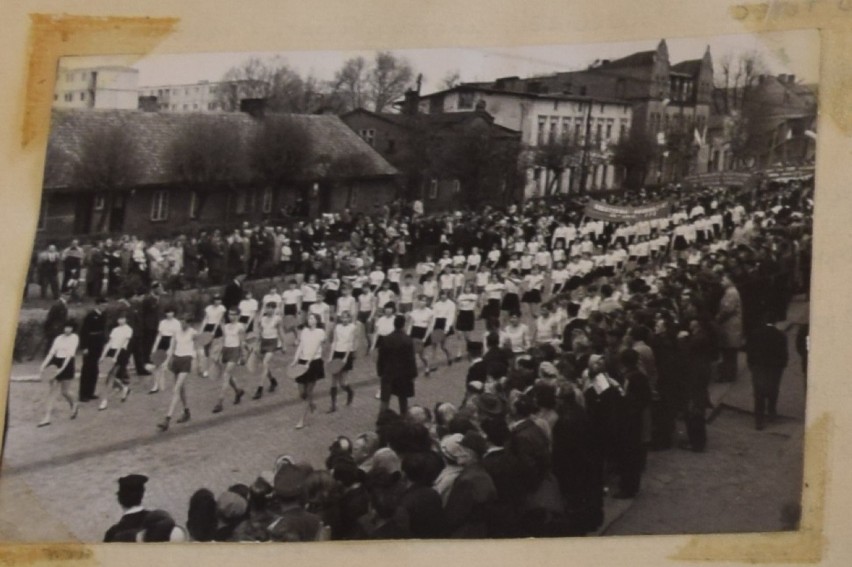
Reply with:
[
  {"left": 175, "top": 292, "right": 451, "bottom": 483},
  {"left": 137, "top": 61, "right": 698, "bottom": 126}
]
[
  {"left": 429, "top": 290, "right": 456, "bottom": 369},
  {"left": 368, "top": 265, "right": 386, "bottom": 292},
  {"left": 38, "top": 320, "right": 80, "bottom": 427},
  {"left": 506, "top": 252, "right": 521, "bottom": 274},
  {"left": 157, "top": 313, "right": 197, "bottom": 432},
  {"left": 521, "top": 265, "right": 545, "bottom": 318},
  {"left": 238, "top": 289, "right": 259, "bottom": 334},
  {"left": 501, "top": 270, "right": 523, "bottom": 323},
  {"left": 291, "top": 313, "right": 327, "bottom": 430},
  {"left": 535, "top": 245, "right": 552, "bottom": 274},
  {"left": 281, "top": 279, "right": 303, "bottom": 344},
  {"left": 336, "top": 285, "right": 359, "bottom": 323},
  {"left": 550, "top": 261, "right": 569, "bottom": 298},
  {"left": 475, "top": 264, "right": 491, "bottom": 296},
  {"left": 500, "top": 312, "right": 530, "bottom": 357},
  {"left": 416, "top": 254, "right": 436, "bottom": 284},
  {"left": 252, "top": 302, "right": 285, "bottom": 400},
  {"left": 519, "top": 249, "right": 534, "bottom": 277},
  {"left": 97, "top": 313, "right": 133, "bottom": 411},
  {"left": 148, "top": 308, "right": 181, "bottom": 394},
  {"left": 355, "top": 285, "right": 377, "bottom": 336},
  {"left": 421, "top": 272, "right": 438, "bottom": 306},
  {"left": 455, "top": 282, "right": 479, "bottom": 360},
  {"left": 532, "top": 303, "right": 560, "bottom": 347},
  {"left": 452, "top": 248, "right": 467, "bottom": 271},
  {"left": 262, "top": 285, "right": 283, "bottom": 316},
  {"left": 634, "top": 235, "right": 651, "bottom": 267},
  {"left": 481, "top": 271, "right": 505, "bottom": 323},
  {"left": 301, "top": 273, "right": 321, "bottom": 322},
  {"left": 387, "top": 261, "right": 403, "bottom": 295},
  {"left": 438, "top": 250, "right": 454, "bottom": 272},
  {"left": 466, "top": 247, "right": 482, "bottom": 274},
  {"left": 211, "top": 307, "right": 247, "bottom": 414},
  {"left": 370, "top": 302, "right": 397, "bottom": 354},
  {"left": 200, "top": 295, "right": 227, "bottom": 379},
  {"left": 398, "top": 273, "right": 418, "bottom": 315},
  {"left": 309, "top": 290, "right": 333, "bottom": 329},
  {"left": 350, "top": 267, "right": 370, "bottom": 300},
  {"left": 408, "top": 295, "right": 436, "bottom": 375},
  {"left": 552, "top": 241, "right": 567, "bottom": 270},
  {"left": 322, "top": 271, "right": 341, "bottom": 318},
  {"left": 438, "top": 268, "right": 456, "bottom": 300},
  {"left": 486, "top": 243, "right": 501, "bottom": 269},
  {"left": 376, "top": 280, "right": 397, "bottom": 313},
  {"left": 326, "top": 310, "right": 358, "bottom": 413}
]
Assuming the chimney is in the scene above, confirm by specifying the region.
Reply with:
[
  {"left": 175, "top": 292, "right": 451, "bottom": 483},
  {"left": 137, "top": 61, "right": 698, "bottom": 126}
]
[
  {"left": 138, "top": 95, "right": 159, "bottom": 112},
  {"left": 787, "top": 74, "right": 796, "bottom": 84},
  {"left": 402, "top": 88, "right": 420, "bottom": 116},
  {"left": 475, "top": 99, "right": 487, "bottom": 112},
  {"left": 240, "top": 98, "right": 266, "bottom": 119}
]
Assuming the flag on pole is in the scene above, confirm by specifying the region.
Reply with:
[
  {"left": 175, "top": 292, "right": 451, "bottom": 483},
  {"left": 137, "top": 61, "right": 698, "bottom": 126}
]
[
  {"left": 805, "top": 129, "right": 817, "bottom": 140},
  {"left": 786, "top": 129, "right": 793, "bottom": 140},
  {"left": 694, "top": 128, "right": 703, "bottom": 146}
]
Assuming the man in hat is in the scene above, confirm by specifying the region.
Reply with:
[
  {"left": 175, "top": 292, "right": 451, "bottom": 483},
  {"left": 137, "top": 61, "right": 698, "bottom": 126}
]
[
  {"left": 267, "top": 462, "right": 321, "bottom": 542},
  {"left": 746, "top": 312, "right": 789, "bottom": 430},
  {"left": 377, "top": 315, "right": 418, "bottom": 417},
  {"left": 104, "top": 474, "right": 150, "bottom": 542},
  {"left": 79, "top": 297, "right": 107, "bottom": 402}
]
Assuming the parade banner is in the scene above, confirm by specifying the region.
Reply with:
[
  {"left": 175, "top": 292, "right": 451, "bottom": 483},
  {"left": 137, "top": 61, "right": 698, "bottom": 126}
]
[{"left": 583, "top": 200, "right": 672, "bottom": 223}]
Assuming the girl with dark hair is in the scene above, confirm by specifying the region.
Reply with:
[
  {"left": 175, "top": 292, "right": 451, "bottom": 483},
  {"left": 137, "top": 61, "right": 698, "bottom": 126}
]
[{"left": 38, "top": 320, "right": 80, "bottom": 427}]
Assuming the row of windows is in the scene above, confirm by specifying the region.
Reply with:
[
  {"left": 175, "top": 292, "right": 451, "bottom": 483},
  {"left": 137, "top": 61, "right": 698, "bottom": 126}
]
[
  {"left": 648, "top": 112, "right": 708, "bottom": 136},
  {"left": 425, "top": 179, "right": 461, "bottom": 200},
  {"left": 536, "top": 115, "right": 629, "bottom": 146},
  {"left": 55, "top": 91, "right": 89, "bottom": 102},
  {"left": 150, "top": 189, "right": 275, "bottom": 221},
  {"left": 64, "top": 71, "right": 94, "bottom": 83},
  {"left": 142, "top": 85, "right": 218, "bottom": 98}
]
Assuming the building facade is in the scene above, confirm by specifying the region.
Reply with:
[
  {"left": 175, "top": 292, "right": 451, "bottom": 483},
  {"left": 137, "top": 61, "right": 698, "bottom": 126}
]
[
  {"left": 138, "top": 80, "right": 265, "bottom": 112},
  {"left": 53, "top": 66, "right": 139, "bottom": 110},
  {"left": 39, "top": 108, "right": 400, "bottom": 243}
]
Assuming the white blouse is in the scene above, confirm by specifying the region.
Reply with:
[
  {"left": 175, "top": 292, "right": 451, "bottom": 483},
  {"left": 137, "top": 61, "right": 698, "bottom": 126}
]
[
  {"left": 297, "top": 328, "right": 326, "bottom": 360},
  {"left": 332, "top": 323, "right": 358, "bottom": 352},
  {"left": 50, "top": 333, "right": 79, "bottom": 359}
]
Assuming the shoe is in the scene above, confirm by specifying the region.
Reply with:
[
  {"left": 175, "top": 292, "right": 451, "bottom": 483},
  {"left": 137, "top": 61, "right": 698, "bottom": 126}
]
[
  {"left": 176, "top": 409, "right": 191, "bottom": 424},
  {"left": 121, "top": 386, "right": 131, "bottom": 402},
  {"left": 252, "top": 387, "right": 263, "bottom": 401},
  {"left": 70, "top": 404, "right": 79, "bottom": 420},
  {"left": 157, "top": 418, "right": 170, "bottom": 432},
  {"left": 309, "top": 402, "right": 316, "bottom": 413},
  {"left": 295, "top": 421, "right": 305, "bottom": 430},
  {"left": 79, "top": 396, "right": 90, "bottom": 403},
  {"left": 148, "top": 387, "right": 159, "bottom": 395},
  {"left": 212, "top": 402, "right": 223, "bottom": 414},
  {"left": 269, "top": 377, "right": 278, "bottom": 393},
  {"left": 327, "top": 406, "right": 337, "bottom": 414},
  {"left": 447, "top": 359, "right": 453, "bottom": 367},
  {"left": 98, "top": 399, "right": 108, "bottom": 411},
  {"left": 346, "top": 388, "right": 354, "bottom": 406},
  {"left": 374, "top": 390, "right": 381, "bottom": 400},
  {"left": 234, "top": 389, "right": 245, "bottom": 405},
  {"left": 137, "top": 371, "right": 152, "bottom": 377},
  {"left": 90, "top": 395, "right": 99, "bottom": 400},
  {"left": 37, "top": 420, "right": 51, "bottom": 428}
]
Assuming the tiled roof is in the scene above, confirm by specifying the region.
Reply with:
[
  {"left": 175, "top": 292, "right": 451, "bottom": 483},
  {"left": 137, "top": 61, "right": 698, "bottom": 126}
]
[
  {"left": 44, "top": 109, "right": 398, "bottom": 190},
  {"left": 344, "top": 108, "right": 521, "bottom": 138},
  {"left": 597, "top": 50, "right": 657, "bottom": 69},
  {"left": 671, "top": 59, "right": 702, "bottom": 76}
]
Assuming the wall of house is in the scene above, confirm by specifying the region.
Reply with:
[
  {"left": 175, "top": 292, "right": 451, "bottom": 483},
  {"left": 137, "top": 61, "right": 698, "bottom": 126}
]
[
  {"left": 340, "top": 113, "right": 407, "bottom": 164},
  {"left": 325, "top": 178, "right": 398, "bottom": 214}
]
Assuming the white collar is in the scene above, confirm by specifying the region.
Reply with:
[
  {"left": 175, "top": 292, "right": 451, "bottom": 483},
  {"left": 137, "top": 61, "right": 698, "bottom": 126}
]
[{"left": 122, "top": 505, "right": 145, "bottom": 516}]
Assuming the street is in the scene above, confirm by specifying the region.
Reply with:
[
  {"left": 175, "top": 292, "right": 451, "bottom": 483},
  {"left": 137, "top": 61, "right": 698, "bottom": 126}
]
[{"left": 0, "top": 299, "right": 808, "bottom": 542}]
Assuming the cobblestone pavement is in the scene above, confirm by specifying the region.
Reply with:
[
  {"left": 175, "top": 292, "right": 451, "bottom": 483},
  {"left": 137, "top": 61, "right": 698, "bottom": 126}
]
[{"left": 0, "top": 301, "right": 808, "bottom": 542}]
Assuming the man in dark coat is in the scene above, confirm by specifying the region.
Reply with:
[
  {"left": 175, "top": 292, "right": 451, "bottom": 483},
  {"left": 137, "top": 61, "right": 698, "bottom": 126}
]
[
  {"left": 399, "top": 452, "right": 446, "bottom": 539},
  {"left": 104, "top": 474, "right": 149, "bottom": 542},
  {"left": 79, "top": 297, "right": 107, "bottom": 401},
  {"left": 223, "top": 274, "right": 245, "bottom": 312},
  {"left": 139, "top": 284, "right": 161, "bottom": 365},
  {"left": 614, "top": 348, "right": 652, "bottom": 499},
  {"left": 377, "top": 315, "right": 418, "bottom": 416},
  {"left": 505, "top": 394, "right": 551, "bottom": 495},
  {"left": 746, "top": 313, "right": 789, "bottom": 430}
]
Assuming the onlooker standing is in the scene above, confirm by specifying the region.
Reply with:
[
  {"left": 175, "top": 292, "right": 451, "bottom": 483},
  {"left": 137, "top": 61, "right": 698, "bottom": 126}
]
[
  {"left": 37, "top": 244, "right": 61, "bottom": 300},
  {"left": 746, "top": 313, "right": 789, "bottom": 430},
  {"left": 716, "top": 273, "right": 743, "bottom": 383},
  {"left": 377, "top": 315, "right": 418, "bottom": 417},
  {"left": 42, "top": 290, "right": 69, "bottom": 355},
  {"left": 79, "top": 297, "right": 107, "bottom": 402}
]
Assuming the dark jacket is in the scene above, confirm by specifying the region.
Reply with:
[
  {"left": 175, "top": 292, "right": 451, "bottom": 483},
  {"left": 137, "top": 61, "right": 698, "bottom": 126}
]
[
  {"left": 377, "top": 329, "right": 418, "bottom": 398},
  {"left": 104, "top": 510, "right": 150, "bottom": 542},
  {"left": 506, "top": 419, "right": 551, "bottom": 492},
  {"left": 443, "top": 463, "right": 497, "bottom": 539},
  {"left": 223, "top": 280, "right": 244, "bottom": 311},
  {"left": 80, "top": 309, "right": 107, "bottom": 352},
  {"left": 43, "top": 299, "right": 68, "bottom": 338},
  {"left": 399, "top": 484, "right": 445, "bottom": 539},
  {"left": 746, "top": 324, "right": 789, "bottom": 370}
]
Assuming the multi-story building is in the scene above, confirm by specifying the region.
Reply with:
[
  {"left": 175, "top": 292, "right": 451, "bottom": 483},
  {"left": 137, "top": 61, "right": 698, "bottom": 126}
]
[
  {"left": 53, "top": 66, "right": 139, "bottom": 110},
  {"left": 418, "top": 39, "right": 715, "bottom": 190},
  {"left": 417, "top": 84, "right": 632, "bottom": 196},
  {"left": 138, "top": 80, "right": 263, "bottom": 112}
]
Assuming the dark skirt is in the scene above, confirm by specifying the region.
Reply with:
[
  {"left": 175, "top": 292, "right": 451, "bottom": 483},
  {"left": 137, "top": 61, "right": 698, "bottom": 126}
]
[
  {"left": 302, "top": 301, "right": 314, "bottom": 313},
  {"left": 50, "top": 356, "right": 75, "bottom": 381},
  {"left": 357, "top": 311, "right": 371, "bottom": 324},
  {"left": 456, "top": 310, "right": 475, "bottom": 332},
  {"left": 434, "top": 318, "right": 454, "bottom": 336},
  {"left": 105, "top": 348, "right": 130, "bottom": 366},
  {"left": 501, "top": 293, "right": 521, "bottom": 314},
  {"left": 238, "top": 316, "right": 255, "bottom": 334},
  {"left": 673, "top": 236, "right": 688, "bottom": 251},
  {"left": 481, "top": 298, "right": 501, "bottom": 321},
  {"left": 551, "top": 282, "right": 565, "bottom": 295},
  {"left": 221, "top": 346, "right": 241, "bottom": 364},
  {"left": 260, "top": 338, "right": 278, "bottom": 354},
  {"left": 332, "top": 350, "right": 355, "bottom": 372},
  {"left": 156, "top": 336, "right": 172, "bottom": 351},
  {"left": 410, "top": 326, "right": 427, "bottom": 340},
  {"left": 389, "top": 282, "right": 401, "bottom": 295},
  {"left": 522, "top": 289, "right": 542, "bottom": 304},
  {"left": 324, "top": 289, "right": 339, "bottom": 306},
  {"left": 296, "top": 358, "right": 325, "bottom": 384},
  {"left": 284, "top": 304, "right": 298, "bottom": 316}
]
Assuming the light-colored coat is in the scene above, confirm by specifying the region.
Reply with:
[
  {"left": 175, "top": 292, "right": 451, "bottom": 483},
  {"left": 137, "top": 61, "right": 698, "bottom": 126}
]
[{"left": 716, "top": 285, "right": 744, "bottom": 349}]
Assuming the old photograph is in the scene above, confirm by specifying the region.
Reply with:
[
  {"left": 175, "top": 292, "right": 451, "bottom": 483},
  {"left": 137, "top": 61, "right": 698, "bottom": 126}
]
[{"left": 2, "top": 30, "right": 816, "bottom": 543}]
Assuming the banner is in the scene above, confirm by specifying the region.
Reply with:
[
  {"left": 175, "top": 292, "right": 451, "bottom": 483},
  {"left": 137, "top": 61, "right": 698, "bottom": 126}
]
[{"left": 583, "top": 200, "right": 672, "bottom": 223}]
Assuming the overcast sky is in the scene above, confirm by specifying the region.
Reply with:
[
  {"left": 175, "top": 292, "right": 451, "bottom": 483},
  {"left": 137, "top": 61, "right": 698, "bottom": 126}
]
[{"left": 59, "top": 29, "right": 819, "bottom": 93}]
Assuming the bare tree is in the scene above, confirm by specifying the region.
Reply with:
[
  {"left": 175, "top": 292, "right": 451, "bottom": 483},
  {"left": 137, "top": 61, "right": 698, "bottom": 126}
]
[
  {"left": 611, "top": 132, "right": 660, "bottom": 189},
  {"left": 368, "top": 51, "right": 415, "bottom": 112},
  {"left": 332, "top": 56, "right": 369, "bottom": 111},
  {"left": 217, "top": 56, "right": 325, "bottom": 113},
  {"left": 533, "top": 135, "right": 583, "bottom": 196},
  {"left": 249, "top": 116, "right": 314, "bottom": 189},
  {"left": 441, "top": 70, "right": 461, "bottom": 90},
  {"left": 714, "top": 51, "right": 768, "bottom": 113},
  {"left": 169, "top": 115, "right": 243, "bottom": 218},
  {"left": 217, "top": 56, "right": 277, "bottom": 111}
]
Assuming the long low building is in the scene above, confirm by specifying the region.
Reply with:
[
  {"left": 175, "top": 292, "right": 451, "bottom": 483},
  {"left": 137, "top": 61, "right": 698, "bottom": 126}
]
[{"left": 39, "top": 106, "right": 400, "bottom": 243}]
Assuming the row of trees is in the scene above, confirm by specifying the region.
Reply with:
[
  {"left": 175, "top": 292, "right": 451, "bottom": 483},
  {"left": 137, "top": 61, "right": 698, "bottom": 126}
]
[{"left": 216, "top": 52, "right": 424, "bottom": 114}]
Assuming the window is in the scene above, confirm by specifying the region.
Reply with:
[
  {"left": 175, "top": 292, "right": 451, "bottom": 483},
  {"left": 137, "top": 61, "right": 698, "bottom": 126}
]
[
  {"left": 234, "top": 190, "right": 247, "bottom": 214},
  {"left": 150, "top": 191, "right": 169, "bottom": 221},
  {"left": 261, "top": 187, "right": 273, "bottom": 214},
  {"left": 208, "top": 102, "right": 215, "bottom": 110},
  {"left": 80, "top": 92, "right": 86, "bottom": 101},
  {"left": 605, "top": 119, "right": 613, "bottom": 140},
  {"left": 619, "top": 122, "right": 628, "bottom": 141},
  {"left": 64, "top": 93, "right": 72, "bottom": 102},
  {"left": 182, "top": 104, "right": 188, "bottom": 110},
  {"left": 386, "top": 139, "right": 396, "bottom": 154},
  {"left": 65, "top": 72, "right": 73, "bottom": 82},
  {"left": 595, "top": 123, "right": 603, "bottom": 143},
  {"left": 53, "top": 94, "right": 58, "bottom": 101},
  {"left": 189, "top": 191, "right": 200, "bottom": 219},
  {"left": 428, "top": 178, "right": 438, "bottom": 200},
  {"left": 358, "top": 129, "right": 375, "bottom": 146},
  {"left": 192, "top": 103, "right": 198, "bottom": 110},
  {"left": 537, "top": 116, "right": 547, "bottom": 145},
  {"left": 458, "top": 92, "right": 475, "bottom": 110},
  {"left": 452, "top": 179, "right": 461, "bottom": 193},
  {"left": 574, "top": 120, "right": 583, "bottom": 143},
  {"left": 562, "top": 117, "right": 571, "bottom": 138},
  {"left": 93, "top": 194, "right": 105, "bottom": 211},
  {"left": 579, "top": 86, "right": 587, "bottom": 96},
  {"left": 549, "top": 117, "right": 559, "bottom": 143}
]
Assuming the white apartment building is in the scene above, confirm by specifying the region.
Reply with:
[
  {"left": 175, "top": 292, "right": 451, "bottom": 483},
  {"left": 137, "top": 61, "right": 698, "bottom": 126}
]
[
  {"left": 53, "top": 66, "right": 139, "bottom": 110},
  {"left": 418, "top": 85, "right": 633, "bottom": 196}
]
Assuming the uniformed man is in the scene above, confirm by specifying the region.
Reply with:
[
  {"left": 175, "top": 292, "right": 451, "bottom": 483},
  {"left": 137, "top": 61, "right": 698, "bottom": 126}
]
[
  {"left": 78, "top": 297, "right": 107, "bottom": 402},
  {"left": 104, "top": 474, "right": 150, "bottom": 542}
]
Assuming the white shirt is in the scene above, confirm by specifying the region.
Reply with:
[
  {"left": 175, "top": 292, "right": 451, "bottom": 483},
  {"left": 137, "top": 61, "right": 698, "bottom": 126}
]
[
  {"left": 466, "top": 254, "right": 481, "bottom": 268},
  {"left": 439, "top": 273, "right": 456, "bottom": 290},
  {"left": 332, "top": 323, "right": 358, "bottom": 353},
  {"left": 309, "top": 302, "right": 331, "bottom": 327},
  {"left": 487, "top": 249, "right": 501, "bottom": 264},
  {"left": 50, "top": 333, "right": 79, "bottom": 359},
  {"left": 301, "top": 283, "right": 319, "bottom": 302},
  {"left": 475, "top": 271, "right": 491, "bottom": 287},
  {"left": 173, "top": 328, "right": 198, "bottom": 357},
  {"left": 399, "top": 284, "right": 418, "bottom": 303},
  {"left": 238, "top": 298, "right": 259, "bottom": 319},
  {"left": 369, "top": 270, "right": 386, "bottom": 287},
  {"left": 432, "top": 299, "right": 456, "bottom": 328},
  {"left": 485, "top": 282, "right": 505, "bottom": 300},
  {"left": 422, "top": 280, "right": 437, "bottom": 298},
  {"left": 387, "top": 268, "right": 402, "bottom": 283},
  {"left": 264, "top": 291, "right": 284, "bottom": 307},
  {"left": 259, "top": 314, "right": 282, "bottom": 340},
  {"left": 409, "top": 307, "right": 434, "bottom": 329},
  {"left": 524, "top": 273, "right": 545, "bottom": 291},
  {"left": 221, "top": 322, "right": 245, "bottom": 348},
  {"left": 457, "top": 292, "right": 478, "bottom": 311},
  {"left": 500, "top": 324, "right": 529, "bottom": 353},
  {"left": 376, "top": 289, "right": 396, "bottom": 308},
  {"left": 374, "top": 316, "right": 395, "bottom": 338},
  {"left": 297, "top": 327, "right": 326, "bottom": 360},
  {"left": 551, "top": 268, "right": 569, "bottom": 284},
  {"left": 357, "top": 292, "right": 375, "bottom": 313},
  {"left": 204, "top": 304, "right": 226, "bottom": 327},
  {"left": 535, "top": 315, "right": 558, "bottom": 343},
  {"left": 106, "top": 324, "right": 133, "bottom": 350},
  {"left": 157, "top": 317, "right": 181, "bottom": 337}
]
